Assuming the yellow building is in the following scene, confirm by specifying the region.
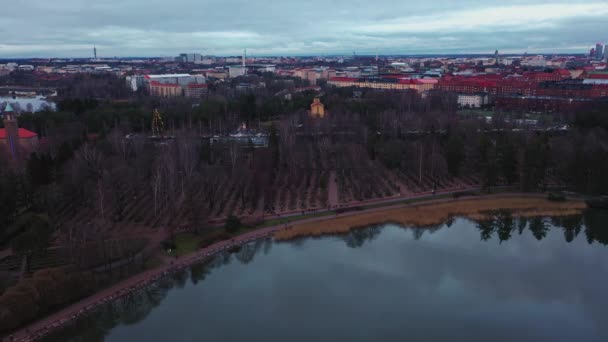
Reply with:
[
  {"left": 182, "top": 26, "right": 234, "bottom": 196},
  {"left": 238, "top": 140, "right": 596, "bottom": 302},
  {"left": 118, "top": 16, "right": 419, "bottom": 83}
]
[
  {"left": 149, "top": 81, "right": 183, "bottom": 97},
  {"left": 310, "top": 97, "right": 325, "bottom": 117},
  {"left": 328, "top": 77, "right": 437, "bottom": 92}
]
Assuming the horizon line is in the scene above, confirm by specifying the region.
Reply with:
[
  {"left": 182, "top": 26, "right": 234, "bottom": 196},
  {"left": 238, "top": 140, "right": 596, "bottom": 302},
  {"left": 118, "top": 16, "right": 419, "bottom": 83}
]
[{"left": 0, "top": 52, "right": 590, "bottom": 60}]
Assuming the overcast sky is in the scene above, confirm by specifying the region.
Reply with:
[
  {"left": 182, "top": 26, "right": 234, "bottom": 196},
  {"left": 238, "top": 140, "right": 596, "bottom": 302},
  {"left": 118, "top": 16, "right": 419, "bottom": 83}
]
[{"left": 1, "top": 0, "right": 606, "bottom": 58}]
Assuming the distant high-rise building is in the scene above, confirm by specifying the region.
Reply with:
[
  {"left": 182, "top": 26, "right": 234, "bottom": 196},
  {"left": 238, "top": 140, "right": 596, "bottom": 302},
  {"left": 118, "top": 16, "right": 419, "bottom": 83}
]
[
  {"left": 590, "top": 48, "right": 596, "bottom": 58},
  {"left": 178, "top": 53, "right": 203, "bottom": 63},
  {"left": 93, "top": 46, "right": 97, "bottom": 59},
  {"left": 605, "top": 45, "right": 608, "bottom": 61},
  {"left": 595, "top": 43, "right": 604, "bottom": 61},
  {"left": 494, "top": 50, "right": 499, "bottom": 64}
]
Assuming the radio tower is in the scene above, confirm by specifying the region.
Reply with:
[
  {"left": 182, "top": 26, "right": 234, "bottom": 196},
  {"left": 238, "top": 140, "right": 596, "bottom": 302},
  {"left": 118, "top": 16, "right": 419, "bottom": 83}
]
[{"left": 242, "top": 48, "right": 247, "bottom": 67}]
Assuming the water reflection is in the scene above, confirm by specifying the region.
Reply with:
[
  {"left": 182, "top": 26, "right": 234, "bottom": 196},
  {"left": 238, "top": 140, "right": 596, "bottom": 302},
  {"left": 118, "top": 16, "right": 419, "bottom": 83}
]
[
  {"left": 42, "top": 210, "right": 608, "bottom": 342},
  {"left": 0, "top": 96, "right": 56, "bottom": 112},
  {"left": 470, "top": 209, "right": 608, "bottom": 245}
]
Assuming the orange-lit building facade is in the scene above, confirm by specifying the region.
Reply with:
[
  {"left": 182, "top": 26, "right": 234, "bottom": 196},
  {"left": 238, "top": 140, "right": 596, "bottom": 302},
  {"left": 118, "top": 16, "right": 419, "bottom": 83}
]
[{"left": 310, "top": 98, "right": 325, "bottom": 117}]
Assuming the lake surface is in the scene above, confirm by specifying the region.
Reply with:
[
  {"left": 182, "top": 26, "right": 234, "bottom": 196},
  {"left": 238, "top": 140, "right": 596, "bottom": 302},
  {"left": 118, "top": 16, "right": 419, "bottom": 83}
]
[
  {"left": 43, "top": 210, "right": 608, "bottom": 342},
  {"left": 0, "top": 96, "right": 56, "bottom": 112}
]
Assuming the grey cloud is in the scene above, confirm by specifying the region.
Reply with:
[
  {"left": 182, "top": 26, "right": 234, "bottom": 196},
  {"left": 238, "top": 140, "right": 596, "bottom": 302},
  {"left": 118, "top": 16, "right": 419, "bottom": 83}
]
[{"left": 0, "top": 0, "right": 605, "bottom": 57}]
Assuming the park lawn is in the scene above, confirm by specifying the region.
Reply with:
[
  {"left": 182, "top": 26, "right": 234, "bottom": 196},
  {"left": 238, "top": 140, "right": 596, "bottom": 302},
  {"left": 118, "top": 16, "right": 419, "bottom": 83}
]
[
  {"left": 457, "top": 109, "right": 494, "bottom": 118},
  {"left": 168, "top": 233, "right": 203, "bottom": 257},
  {"left": 257, "top": 210, "right": 336, "bottom": 229},
  {"left": 361, "top": 193, "right": 454, "bottom": 210}
]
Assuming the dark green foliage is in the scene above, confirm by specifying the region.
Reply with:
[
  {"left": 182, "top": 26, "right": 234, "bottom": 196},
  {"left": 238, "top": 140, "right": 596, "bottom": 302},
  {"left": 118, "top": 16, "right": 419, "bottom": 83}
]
[
  {"left": 269, "top": 123, "right": 279, "bottom": 169},
  {"left": 58, "top": 98, "right": 99, "bottom": 115},
  {"left": 377, "top": 140, "right": 407, "bottom": 170},
  {"left": 0, "top": 267, "right": 96, "bottom": 333},
  {"left": 10, "top": 213, "right": 52, "bottom": 255},
  {"left": 520, "top": 135, "right": 548, "bottom": 192},
  {"left": 224, "top": 215, "right": 241, "bottom": 233},
  {"left": 26, "top": 153, "right": 54, "bottom": 188},
  {"left": 498, "top": 138, "right": 517, "bottom": 185},
  {"left": 529, "top": 217, "right": 549, "bottom": 241},
  {"left": 445, "top": 132, "right": 464, "bottom": 176},
  {"left": 161, "top": 239, "right": 177, "bottom": 251},
  {"left": 478, "top": 135, "right": 498, "bottom": 190},
  {"left": 198, "top": 232, "right": 232, "bottom": 249},
  {"left": 547, "top": 192, "right": 566, "bottom": 202}
]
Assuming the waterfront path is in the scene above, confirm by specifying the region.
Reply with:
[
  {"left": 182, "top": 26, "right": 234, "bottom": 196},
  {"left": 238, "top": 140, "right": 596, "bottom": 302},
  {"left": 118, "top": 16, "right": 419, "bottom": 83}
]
[{"left": 9, "top": 187, "right": 554, "bottom": 342}]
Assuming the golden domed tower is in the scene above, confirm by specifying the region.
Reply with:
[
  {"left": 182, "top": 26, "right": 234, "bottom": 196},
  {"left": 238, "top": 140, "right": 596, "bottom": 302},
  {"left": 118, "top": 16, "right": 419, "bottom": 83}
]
[{"left": 310, "top": 97, "right": 325, "bottom": 118}]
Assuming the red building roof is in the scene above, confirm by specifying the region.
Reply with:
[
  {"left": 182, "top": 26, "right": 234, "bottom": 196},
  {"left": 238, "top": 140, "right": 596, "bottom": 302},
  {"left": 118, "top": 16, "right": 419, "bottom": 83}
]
[
  {"left": 329, "top": 77, "right": 359, "bottom": 82},
  {"left": 187, "top": 83, "right": 208, "bottom": 88},
  {"left": 381, "top": 74, "right": 408, "bottom": 79},
  {"left": 149, "top": 81, "right": 180, "bottom": 87},
  {"left": 0, "top": 128, "right": 38, "bottom": 139},
  {"left": 397, "top": 78, "right": 438, "bottom": 84},
  {"left": 588, "top": 74, "right": 608, "bottom": 79}
]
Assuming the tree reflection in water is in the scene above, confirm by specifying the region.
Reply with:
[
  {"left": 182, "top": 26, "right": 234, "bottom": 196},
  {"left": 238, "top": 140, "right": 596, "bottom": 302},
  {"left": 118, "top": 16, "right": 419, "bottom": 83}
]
[
  {"left": 41, "top": 282, "right": 174, "bottom": 342},
  {"left": 41, "top": 210, "right": 608, "bottom": 342},
  {"left": 470, "top": 208, "right": 608, "bottom": 244},
  {"left": 342, "top": 225, "right": 382, "bottom": 248}
]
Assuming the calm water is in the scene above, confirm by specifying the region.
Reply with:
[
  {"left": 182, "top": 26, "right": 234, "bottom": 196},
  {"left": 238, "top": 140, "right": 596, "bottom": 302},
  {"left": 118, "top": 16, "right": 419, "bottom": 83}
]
[
  {"left": 44, "top": 211, "right": 608, "bottom": 342},
  {"left": 0, "top": 96, "right": 56, "bottom": 111}
]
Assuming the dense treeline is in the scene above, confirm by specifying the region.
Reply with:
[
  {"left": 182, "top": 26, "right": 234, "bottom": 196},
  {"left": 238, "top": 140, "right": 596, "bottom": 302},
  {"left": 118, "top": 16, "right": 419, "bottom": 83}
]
[{"left": 0, "top": 267, "right": 96, "bottom": 332}]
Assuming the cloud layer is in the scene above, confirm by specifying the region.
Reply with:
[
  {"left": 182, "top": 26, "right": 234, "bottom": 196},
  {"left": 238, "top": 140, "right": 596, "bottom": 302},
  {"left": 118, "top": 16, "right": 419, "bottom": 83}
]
[{"left": 0, "top": 0, "right": 606, "bottom": 57}]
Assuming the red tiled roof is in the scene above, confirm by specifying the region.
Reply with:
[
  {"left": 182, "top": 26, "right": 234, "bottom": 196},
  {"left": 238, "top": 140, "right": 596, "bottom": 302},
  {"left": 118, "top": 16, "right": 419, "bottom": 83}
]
[
  {"left": 397, "top": 79, "right": 417, "bottom": 84},
  {"left": 381, "top": 74, "right": 408, "bottom": 79},
  {"left": 187, "top": 83, "right": 208, "bottom": 88},
  {"left": 398, "top": 78, "right": 438, "bottom": 84},
  {"left": 0, "top": 128, "right": 38, "bottom": 139},
  {"left": 150, "top": 81, "right": 180, "bottom": 87},
  {"left": 588, "top": 74, "right": 608, "bottom": 79},
  {"left": 329, "top": 77, "right": 359, "bottom": 82}
]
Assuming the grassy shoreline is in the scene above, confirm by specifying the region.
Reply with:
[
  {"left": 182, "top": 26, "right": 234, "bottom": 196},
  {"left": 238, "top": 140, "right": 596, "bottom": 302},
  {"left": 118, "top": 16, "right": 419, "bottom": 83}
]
[{"left": 274, "top": 195, "right": 587, "bottom": 241}]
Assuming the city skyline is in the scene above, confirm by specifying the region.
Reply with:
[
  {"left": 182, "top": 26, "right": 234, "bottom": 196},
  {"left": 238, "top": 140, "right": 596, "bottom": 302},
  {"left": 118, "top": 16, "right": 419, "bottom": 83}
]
[{"left": 1, "top": 0, "right": 607, "bottom": 58}]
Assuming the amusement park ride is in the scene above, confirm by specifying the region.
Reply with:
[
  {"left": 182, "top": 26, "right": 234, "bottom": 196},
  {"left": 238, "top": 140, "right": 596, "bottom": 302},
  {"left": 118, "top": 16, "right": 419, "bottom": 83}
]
[
  {"left": 149, "top": 108, "right": 175, "bottom": 141},
  {"left": 151, "top": 108, "right": 164, "bottom": 137}
]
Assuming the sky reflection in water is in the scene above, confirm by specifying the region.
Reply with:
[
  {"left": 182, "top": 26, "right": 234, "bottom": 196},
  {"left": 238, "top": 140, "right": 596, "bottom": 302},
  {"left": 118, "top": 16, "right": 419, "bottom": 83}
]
[{"left": 45, "top": 211, "right": 608, "bottom": 342}]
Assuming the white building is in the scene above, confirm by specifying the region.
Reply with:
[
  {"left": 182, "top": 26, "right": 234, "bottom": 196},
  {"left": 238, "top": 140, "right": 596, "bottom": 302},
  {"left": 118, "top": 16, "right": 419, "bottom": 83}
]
[
  {"left": 498, "top": 57, "right": 516, "bottom": 66},
  {"left": 126, "top": 75, "right": 146, "bottom": 91},
  {"left": 521, "top": 56, "right": 547, "bottom": 68},
  {"left": 583, "top": 79, "right": 608, "bottom": 85},
  {"left": 197, "top": 57, "right": 216, "bottom": 65},
  {"left": 457, "top": 93, "right": 489, "bottom": 108},
  {"left": 144, "top": 74, "right": 205, "bottom": 85},
  {"left": 255, "top": 65, "right": 276, "bottom": 73},
  {"left": 228, "top": 65, "right": 246, "bottom": 78}
]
